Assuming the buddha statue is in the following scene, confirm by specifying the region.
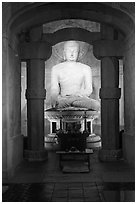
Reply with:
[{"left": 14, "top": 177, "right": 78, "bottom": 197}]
[{"left": 50, "top": 41, "right": 100, "bottom": 111}]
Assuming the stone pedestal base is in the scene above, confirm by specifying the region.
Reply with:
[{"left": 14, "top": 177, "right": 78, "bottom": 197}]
[
  {"left": 99, "top": 149, "right": 122, "bottom": 162},
  {"left": 24, "top": 150, "right": 48, "bottom": 161},
  {"left": 87, "top": 135, "right": 101, "bottom": 149}
]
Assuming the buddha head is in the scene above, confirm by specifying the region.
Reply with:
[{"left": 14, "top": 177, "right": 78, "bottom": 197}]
[{"left": 63, "top": 41, "right": 80, "bottom": 62}]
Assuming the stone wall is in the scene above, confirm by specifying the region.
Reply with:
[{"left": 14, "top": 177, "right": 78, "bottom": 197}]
[
  {"left": 2, "top": 4, "right": 23, "bottom": 179},
  {"left": 123, "top": 31, "right": 135, "bottom": 166},
  {"left": 3, "top": 35, "right": 23, "bottom": 178}
]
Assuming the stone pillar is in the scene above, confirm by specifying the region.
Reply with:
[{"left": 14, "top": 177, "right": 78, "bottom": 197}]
[
  {"left": 93, "top": 25, "right": 123, "bottom": 161},
  {"left": 57, "top": 120, "right": 60, "bottom": 130},
  {"left": 50, "top": 121, "right": 52, "bottom": 134},
  {"left": 21, "top": 26, "right": 52, "bottom": 161},
  {"left": 90, "top": 119, "right": 93, "bottom": 134},
  {"left": 99, "top": 56, "right": 121, "bottom": 160},
  {"left": 81, "top": 120, "right": 85, "bottom": 132},
  {"left": 84, "top": 111, "right": 87, "bottom": 131}
]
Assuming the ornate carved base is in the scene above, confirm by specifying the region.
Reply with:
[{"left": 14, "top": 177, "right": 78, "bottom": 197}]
[
  {"left": 24, "top": 150, "right": 48, "bottom": 161},
  {"left": 99, "top": 149, "right": 122, "bottom": 162},
  {"left": 87, "top": 135, "right": 101, "bottom": 149}
]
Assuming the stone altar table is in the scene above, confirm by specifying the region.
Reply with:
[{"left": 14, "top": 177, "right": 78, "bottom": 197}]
[{"left": 56, "top": 150, "right": 93, "bottom": 173}]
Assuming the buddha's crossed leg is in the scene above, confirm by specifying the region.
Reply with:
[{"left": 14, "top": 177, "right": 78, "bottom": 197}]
[{"left": 57, "top": 95, "right": 100, "bottom": 111}]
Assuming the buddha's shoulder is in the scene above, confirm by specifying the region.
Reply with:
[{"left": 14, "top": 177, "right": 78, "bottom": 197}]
[
  {"left": 52, "top": 62, "right": 64, "bottom": 70},
  {"left": 77, "top": 62, "right": 91, "bottom": 70},
  {"left": 52, "top": 62, "right": 91, "bottom": 70}
]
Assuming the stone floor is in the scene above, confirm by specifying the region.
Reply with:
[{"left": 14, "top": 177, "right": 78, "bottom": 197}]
[{"left": 2, "top": 150, "right": 135, "bottom": 202}]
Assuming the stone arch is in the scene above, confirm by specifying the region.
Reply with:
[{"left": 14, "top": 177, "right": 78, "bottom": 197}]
[{"left": 8, "top": 2, "right": 134, "bottom": 37}]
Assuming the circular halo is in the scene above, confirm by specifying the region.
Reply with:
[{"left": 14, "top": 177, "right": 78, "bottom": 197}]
[{"left": 52, "top": 41, "right": 90, "bottom": 61}]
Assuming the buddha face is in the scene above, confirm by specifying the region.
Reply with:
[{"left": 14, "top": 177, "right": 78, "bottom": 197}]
[{"left": 64, "top": 41, "right": 79, "bottom": 62}]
